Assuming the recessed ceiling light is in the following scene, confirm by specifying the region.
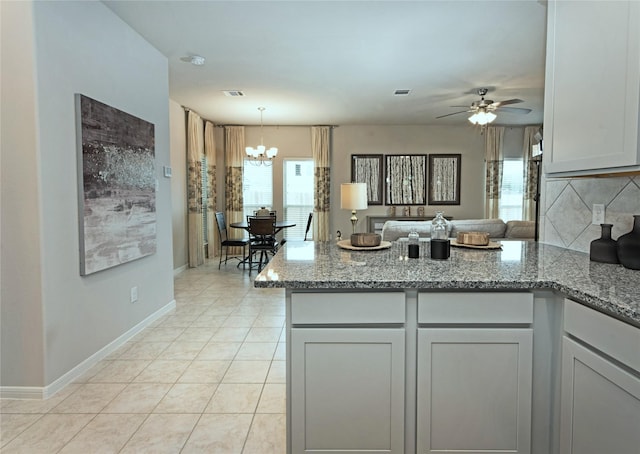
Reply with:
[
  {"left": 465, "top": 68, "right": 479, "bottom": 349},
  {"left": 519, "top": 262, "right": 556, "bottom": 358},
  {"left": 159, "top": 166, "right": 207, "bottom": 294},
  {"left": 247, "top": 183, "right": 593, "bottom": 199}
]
[
  {"left": 190, "top": 55, "right": 205, "bottom": 66},
  {"left": 223, "top": 90, "right": 245, "bottom": 97},
  {"left": 394, "top": 89, "right": 411, "bottom": 96}
]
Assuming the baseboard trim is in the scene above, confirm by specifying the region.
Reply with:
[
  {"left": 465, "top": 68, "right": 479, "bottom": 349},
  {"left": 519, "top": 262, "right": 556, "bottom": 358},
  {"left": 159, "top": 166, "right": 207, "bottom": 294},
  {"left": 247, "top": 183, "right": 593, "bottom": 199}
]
[
  {"left": 173, "top": 264, "right": 187, "bottom": 277},
  {"left": 0, "top": 299, "right": 177, "bottom": 400}
]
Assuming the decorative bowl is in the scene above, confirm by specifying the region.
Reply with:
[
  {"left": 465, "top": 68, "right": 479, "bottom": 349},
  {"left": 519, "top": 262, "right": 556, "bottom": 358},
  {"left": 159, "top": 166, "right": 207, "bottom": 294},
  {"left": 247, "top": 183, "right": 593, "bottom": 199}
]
[
  {"left": 351, "top": 233, "right": 382, "bottom": 247},
  {"left": 455, "top": 231, "right": 490, "bottom": 246}
]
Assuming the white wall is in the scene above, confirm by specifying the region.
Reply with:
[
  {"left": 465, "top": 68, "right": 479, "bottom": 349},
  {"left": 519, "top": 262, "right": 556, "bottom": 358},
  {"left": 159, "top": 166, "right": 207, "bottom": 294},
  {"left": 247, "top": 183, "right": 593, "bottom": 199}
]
[
  {"left": 1, "top": 1, "right": 174, "bottom": 389},
  {"left": 332, "top": 125, "right": 486, "bottom": 236}
]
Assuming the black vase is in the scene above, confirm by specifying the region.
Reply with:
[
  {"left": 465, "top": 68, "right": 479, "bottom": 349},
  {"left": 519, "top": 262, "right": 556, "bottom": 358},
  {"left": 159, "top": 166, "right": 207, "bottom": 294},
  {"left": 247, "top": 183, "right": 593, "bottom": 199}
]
[
  {"left": 617, "top": 215, "right": 640, "bottom": 270},
  {"left": 590, "top": 224, "right": 619, "bottom": 264}
]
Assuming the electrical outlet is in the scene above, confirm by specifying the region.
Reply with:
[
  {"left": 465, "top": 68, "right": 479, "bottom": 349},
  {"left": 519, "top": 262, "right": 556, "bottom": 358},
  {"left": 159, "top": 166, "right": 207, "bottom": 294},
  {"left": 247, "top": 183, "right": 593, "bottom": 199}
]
[
  {"left": 592, "top": 204, "right": 605, "bottom": 225},
  {"left": 130, "top": 286, "right": 138, "bottom": 303}
]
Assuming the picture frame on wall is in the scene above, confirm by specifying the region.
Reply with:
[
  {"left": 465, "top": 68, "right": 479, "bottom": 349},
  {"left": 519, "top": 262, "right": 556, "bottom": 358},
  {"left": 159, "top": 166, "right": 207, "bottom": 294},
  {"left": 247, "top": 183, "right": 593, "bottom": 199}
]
[
  {"left": 76, "top": 94, "right": 157, "bottom": 275},
  {"left": 428, "top": 153, "right": 461, "bottom": 205},
  {"left": 385, "top": 154, "right": 427, "bottom": 205},
  {"left": 351, "top": 154, "right": 384, "bottom": 205}
]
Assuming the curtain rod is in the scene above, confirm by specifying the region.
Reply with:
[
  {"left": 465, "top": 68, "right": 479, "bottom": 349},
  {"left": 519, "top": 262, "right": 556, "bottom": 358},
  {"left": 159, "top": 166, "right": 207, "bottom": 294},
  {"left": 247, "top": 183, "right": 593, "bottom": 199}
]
[
  {"left": 215, "top": 124, "right": 339, "bottom": 128},
  {"left": 182, "top": 106, "right": 338, "bottom": 128}
]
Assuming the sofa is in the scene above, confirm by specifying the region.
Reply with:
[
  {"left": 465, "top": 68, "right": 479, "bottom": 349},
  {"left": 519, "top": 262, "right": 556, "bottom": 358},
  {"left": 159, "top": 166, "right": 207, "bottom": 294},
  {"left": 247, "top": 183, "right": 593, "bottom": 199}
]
[{"left": 381, "top": 218, "right": 535, "bottom": 242}]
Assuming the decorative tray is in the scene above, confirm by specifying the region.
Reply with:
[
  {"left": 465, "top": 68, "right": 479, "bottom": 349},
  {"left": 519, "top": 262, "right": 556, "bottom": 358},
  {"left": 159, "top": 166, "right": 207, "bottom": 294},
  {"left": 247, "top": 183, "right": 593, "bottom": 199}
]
[
  {"left": 450, "top": 240, "right": 502, "bottom": 250},
  {"left": 337, "top": 240, "right": 393, "bottom": 251}
]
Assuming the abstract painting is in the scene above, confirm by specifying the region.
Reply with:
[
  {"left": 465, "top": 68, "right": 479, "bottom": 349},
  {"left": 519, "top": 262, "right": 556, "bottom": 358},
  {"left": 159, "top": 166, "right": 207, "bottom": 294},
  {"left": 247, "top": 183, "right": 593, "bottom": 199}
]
[
  {"left": 76, "top": 94, "right": 156, "bottom": 275},
  {"left": 351, "top": 154, "right": 383, "bottom": 205},
  {"left": 428, "top": 154, "right": 461, "bottom": 205},
  {"left": 385, "top": 154, "right": 427, "bottom": 205}
]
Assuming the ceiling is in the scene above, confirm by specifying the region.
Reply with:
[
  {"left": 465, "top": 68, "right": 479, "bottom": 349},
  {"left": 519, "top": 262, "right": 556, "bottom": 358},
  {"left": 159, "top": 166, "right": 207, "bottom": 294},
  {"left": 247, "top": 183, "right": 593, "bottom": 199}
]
[{"left": 103, "top": 0, "right": 547, "bottom": 127}]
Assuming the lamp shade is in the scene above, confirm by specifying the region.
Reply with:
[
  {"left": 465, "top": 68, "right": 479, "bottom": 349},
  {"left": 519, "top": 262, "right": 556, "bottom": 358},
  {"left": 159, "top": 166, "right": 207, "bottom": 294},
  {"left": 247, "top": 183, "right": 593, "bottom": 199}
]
[{"left": 341, "top": 183, "right": 368, "bottom": 210}]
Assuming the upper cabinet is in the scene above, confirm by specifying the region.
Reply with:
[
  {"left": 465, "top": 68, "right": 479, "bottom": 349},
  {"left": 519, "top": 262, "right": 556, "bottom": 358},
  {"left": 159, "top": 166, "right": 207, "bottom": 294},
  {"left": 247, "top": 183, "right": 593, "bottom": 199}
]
[{"left": 543, "top": 0, "right": 640, "bottom": 176}]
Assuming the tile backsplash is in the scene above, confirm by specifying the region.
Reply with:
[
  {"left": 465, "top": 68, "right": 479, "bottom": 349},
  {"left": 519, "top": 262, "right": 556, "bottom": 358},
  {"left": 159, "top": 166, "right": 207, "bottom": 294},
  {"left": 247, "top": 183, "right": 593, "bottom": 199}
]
[{"left": 539, "top": 175, "right": 640, "bottom": 253}]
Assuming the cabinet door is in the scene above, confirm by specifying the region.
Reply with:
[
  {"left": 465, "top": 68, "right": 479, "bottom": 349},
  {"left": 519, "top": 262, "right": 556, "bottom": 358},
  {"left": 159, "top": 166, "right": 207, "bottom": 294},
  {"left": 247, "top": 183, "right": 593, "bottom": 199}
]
[
  {"left": 290, "top": 328, "right": 405, "bottom": 454},
  {"left": 416, "top": 328, "right": 533, "bottom": 454},
  {"left": 544, "top": 0, "right": 640, "bottom": 174},
  {"left": 560, "top": 336, "right": 640, "bottom": 454}
]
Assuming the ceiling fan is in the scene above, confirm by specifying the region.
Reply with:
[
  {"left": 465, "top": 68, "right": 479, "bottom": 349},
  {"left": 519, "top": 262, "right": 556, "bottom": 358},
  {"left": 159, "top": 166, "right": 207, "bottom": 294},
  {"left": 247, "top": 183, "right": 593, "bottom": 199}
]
[{"left": 436, "top": 88, "right": 531, "bottom": 124}]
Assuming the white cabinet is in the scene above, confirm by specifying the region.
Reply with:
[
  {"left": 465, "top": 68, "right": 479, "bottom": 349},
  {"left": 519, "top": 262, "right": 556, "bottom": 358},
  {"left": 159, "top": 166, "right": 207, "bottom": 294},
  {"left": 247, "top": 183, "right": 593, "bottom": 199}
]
[
  {"left": 544, "top": 0, "right": 640, "bottom": 175},
  {"left": 416, "top": 293, "right": 534, "bottom": 454},
  {"left": 290, "top": 328, "right": 405, "bottom": 454},
  {"left": 560, "top": 299, "right": 640, "bottom": 454},
  {"left": 288, "top": 292, "right": 406, "bottom": 454},
  {"left": 560, "top": 337, "right": 640, "bottom": 454}
]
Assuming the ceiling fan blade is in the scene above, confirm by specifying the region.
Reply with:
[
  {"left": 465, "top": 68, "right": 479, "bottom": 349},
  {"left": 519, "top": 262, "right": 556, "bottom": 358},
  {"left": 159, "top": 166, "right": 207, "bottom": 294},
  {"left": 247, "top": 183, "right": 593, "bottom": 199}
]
[
  {"left": 497, "top": 106, "right": 532, "bottom": 114},
  {"left": 491, "top": 98, "right": 523, "bottom": 107},
  {"left": 436, "top": 110, "right": 470, "bottom": 119}
]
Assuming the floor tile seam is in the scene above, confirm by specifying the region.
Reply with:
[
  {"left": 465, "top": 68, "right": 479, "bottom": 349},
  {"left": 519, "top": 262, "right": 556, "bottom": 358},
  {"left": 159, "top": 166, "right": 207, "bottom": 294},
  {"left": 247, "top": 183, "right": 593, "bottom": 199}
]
[
  {"left": 0, "top": 412, "right": 45, "bottom": 448},
  {"left": 172, "top": 412, "right": 206, "bottom": 454},
  {"left": 50, "top": 412, "right": 99, "bottom": 454},
  {"left": 114, "top": 412, "right": 153, "bottom": 454},
  {"left": 50, "top": 381, "right": 131, "bottom": 415}
]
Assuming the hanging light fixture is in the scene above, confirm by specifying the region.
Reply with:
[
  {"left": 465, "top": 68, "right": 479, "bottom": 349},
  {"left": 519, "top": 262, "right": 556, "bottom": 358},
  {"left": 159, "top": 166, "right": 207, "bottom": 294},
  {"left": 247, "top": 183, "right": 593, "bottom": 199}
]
[
  {"left": 468, "top": 108, "right": 497, "bottom": 126},
  {"left": 245, "top": 107, "right": 278, "bottom": 166}
]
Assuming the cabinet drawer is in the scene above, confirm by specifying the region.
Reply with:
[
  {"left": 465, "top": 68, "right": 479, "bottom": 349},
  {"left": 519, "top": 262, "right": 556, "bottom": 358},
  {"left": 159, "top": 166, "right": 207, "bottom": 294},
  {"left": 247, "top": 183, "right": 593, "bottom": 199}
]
[
  {"left": 418, "top": 292, "right": 533, "bottom": 324},
  {"left": 291, "top": 292, "right": 405, "bottom": 325},
  {"left": 564, "top": 299, "right": 640, "bottom": 373}
]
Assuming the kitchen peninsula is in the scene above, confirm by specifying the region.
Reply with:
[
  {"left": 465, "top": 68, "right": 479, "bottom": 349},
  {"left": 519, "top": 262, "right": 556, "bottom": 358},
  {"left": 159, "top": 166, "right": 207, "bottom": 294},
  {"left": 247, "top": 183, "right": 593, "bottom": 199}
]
[{"left": 255, "top": 240, "right": 640, "bottom": 454}]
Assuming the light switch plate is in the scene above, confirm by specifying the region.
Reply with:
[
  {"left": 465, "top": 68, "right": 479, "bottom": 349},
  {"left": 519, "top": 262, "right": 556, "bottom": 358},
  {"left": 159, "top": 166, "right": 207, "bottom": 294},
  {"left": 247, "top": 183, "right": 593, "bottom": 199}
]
[
  {"left": 592, "top": 204, "right": 605, "bottom": 225},
  {"left": 163, "top": 166, "right": 172, "bottom": 178}
]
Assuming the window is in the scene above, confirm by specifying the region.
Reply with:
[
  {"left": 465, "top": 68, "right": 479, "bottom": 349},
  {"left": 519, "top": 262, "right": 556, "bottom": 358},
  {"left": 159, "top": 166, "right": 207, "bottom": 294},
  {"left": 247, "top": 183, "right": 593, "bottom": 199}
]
[
  {"left": 283, "top": 159, "right": 314, "bottom": 240},
  {"left": 243, "top": 161, "right": 273, "bottom": 220},
  {"left": 499, "top": 159, "right": 524, "bottom": 222}
]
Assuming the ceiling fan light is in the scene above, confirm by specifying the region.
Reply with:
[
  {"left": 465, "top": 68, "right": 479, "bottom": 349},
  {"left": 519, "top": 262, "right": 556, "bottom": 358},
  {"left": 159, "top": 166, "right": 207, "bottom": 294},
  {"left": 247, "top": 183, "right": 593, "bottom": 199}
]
[{"left": 468, "top": 113, "right": 479, "bottom": 125}]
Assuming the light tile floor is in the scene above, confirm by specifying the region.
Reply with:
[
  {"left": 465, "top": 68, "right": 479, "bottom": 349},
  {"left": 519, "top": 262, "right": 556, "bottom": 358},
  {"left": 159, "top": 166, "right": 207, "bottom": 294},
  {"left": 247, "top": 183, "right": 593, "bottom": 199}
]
[{"left": 0, "top": 261, "right": 286, "bottom": 453}]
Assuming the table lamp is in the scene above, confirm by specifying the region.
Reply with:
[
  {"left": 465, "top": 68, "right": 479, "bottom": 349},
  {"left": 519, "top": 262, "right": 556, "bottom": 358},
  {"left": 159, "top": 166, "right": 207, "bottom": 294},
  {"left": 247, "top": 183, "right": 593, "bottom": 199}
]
[{"left": 340, "top": 183, "right": 368, "bottom": 234}]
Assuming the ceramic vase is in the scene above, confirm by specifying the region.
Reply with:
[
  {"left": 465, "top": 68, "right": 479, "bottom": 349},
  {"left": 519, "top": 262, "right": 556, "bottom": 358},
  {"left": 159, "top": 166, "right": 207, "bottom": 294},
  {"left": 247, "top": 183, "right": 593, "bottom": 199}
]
[
  {"left": 589, "top": 224, "right": 619, "bottom": 264},
  {"left": 617, "top": 215, "right": 640, "bottom": 270}
]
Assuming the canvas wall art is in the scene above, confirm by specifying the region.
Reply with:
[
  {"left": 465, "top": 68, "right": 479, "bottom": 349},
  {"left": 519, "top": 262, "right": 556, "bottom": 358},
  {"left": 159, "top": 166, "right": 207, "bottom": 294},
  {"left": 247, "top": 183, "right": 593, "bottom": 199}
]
[
  {"left": 428, "top": 154, "right": 461, "bottom": 205},
  {"left": 76, "top": 94, "right": 156, "bottom": 275},
  {"left": 385, "top": 154, "right": 427, "bottom": 205},
  {"left": 351, "top": 154, "right": 383, "bottom": 205}
]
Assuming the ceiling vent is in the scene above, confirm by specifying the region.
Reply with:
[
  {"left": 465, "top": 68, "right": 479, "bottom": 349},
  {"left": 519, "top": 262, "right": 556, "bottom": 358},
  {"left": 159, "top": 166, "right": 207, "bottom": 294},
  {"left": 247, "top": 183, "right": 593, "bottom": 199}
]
[
  {"left": 394, "top": 89, "right": 411, "bottom": 96},
  {"left": 223, "top": 90, "right": 245, "bottom": 97}
]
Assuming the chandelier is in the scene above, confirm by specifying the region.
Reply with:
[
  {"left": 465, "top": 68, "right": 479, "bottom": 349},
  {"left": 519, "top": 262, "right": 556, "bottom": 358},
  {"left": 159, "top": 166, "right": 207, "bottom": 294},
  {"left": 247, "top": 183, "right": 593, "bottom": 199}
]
[{"left": 245, "top": 107, "right": 278, "bottom": 166}]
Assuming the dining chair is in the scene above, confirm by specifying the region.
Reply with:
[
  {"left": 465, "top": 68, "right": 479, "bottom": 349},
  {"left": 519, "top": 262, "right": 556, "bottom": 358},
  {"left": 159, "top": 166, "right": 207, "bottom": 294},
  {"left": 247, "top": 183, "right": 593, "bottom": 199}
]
[
  {"left": 215, "top": 211, "right": 250, "bottom": 269},
  {"left": 304, "top": 212, "right": 313, "bottom": 240},
  {"left": 247, "top": 215, "right": 278, "bottom": 273}
]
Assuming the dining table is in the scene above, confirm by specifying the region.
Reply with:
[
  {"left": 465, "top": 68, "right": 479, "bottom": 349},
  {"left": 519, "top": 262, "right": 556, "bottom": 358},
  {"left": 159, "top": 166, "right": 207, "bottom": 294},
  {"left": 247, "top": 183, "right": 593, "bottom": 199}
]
[
  {"left": 229, "top": 220, "right": 296, "bottom": 235},
  {"left": 229, "top": 219, "right": 296, "bottom": 269}
]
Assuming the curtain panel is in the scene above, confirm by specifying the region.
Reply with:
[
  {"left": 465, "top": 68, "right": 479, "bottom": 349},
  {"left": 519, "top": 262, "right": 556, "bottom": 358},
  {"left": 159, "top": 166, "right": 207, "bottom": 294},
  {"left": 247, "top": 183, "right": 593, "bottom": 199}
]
[
  {"left": 522, "top": 125, "right": 541, "bottom": 222},
  {"left": 224, "top": 126, "right": 245, "bottom": 254},
  {"left": 312, "top": 126, "right": 331, "bottom": 241},
  {"left": 204, "top": 121, "right": 217, "bottom": 258},
  {"left": 187, "top": 110, "right": 204, "bottom": 267},
  {"left": 484, "top": 126, "right": 505, "bottom": 219}
]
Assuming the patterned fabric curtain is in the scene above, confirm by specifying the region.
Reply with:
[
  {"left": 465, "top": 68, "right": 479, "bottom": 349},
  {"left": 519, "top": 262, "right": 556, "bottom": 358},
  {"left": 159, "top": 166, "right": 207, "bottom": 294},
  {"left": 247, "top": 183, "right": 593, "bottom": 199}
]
[
  {"left": 484, "top": 126, "right": 505, "bottom": 219},
  {"left": 312, "top": 126, "right": 331, "bottom": 241},
  {"left": 522, "top": 126, "right": 541, "bottom": 222},
  {"left": 187, "top": 110, "right": 204, "bottom": 267},
  {"left": 204, "top": 121, "right": 217, "bottom": 258},
  {"left": 224, "top": 126, "right": 245, "bottom": 254}
]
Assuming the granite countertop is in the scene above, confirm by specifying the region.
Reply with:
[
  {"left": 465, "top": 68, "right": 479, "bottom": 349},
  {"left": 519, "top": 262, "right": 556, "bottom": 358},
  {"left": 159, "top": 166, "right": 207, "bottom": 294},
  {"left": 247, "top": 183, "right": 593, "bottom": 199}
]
[{"left": 255, "top": 240, "right": 640, "bottom": 327}]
